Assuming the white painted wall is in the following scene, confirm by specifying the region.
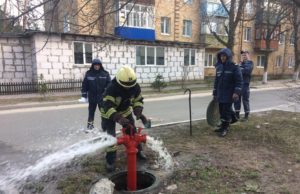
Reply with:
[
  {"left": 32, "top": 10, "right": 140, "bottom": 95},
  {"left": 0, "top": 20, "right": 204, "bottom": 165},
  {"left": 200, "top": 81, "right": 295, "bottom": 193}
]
[{"left": 0, "top": 33, "right": 205, "bottom": 84}]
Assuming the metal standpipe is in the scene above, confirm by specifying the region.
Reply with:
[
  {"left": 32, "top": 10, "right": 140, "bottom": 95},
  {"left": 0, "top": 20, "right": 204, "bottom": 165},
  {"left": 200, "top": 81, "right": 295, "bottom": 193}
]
[
  {"left": 117, "top": 126, "right": 147, "bottom": 191},
  {"left": 184, "top": 88, "right": 192, "bottom": 136}
]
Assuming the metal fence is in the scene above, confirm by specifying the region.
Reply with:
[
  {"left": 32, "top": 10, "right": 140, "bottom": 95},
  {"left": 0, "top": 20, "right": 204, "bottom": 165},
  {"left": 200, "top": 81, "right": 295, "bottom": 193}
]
[{"left": 0, "top": 79, "right": 82, "bottom": 95}]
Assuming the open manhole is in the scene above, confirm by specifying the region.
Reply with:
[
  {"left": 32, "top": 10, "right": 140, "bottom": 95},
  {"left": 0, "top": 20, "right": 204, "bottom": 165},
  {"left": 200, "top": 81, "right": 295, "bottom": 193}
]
[{"left": 110, "top": 171, "right": 158, "bottom": 193}]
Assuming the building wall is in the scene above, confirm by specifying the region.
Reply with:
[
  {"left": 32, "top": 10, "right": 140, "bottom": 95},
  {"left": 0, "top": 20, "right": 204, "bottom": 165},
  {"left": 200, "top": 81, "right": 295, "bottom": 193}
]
[
  {"left": 0, "top": 33, "right": 205, "bottom": 84},
  {"left": 155, "top": 0, "right": 201, "bottom": 43},
  {"left": 0, "top": 37, "right": 34, "bottom": 83},
  {"left": 44, "top": 0, "right": 78, "bottom": 33}
]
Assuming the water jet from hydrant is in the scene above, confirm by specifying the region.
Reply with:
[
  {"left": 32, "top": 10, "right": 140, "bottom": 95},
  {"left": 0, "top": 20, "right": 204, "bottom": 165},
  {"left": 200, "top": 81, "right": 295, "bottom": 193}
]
[{"left": 0, "top": 132, "right": 116, "bottom": 192}]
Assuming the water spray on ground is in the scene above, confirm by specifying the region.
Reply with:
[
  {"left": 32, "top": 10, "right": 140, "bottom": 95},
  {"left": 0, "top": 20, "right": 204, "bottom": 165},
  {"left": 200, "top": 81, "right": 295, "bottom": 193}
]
[{"left": 0, "top": 132, "right": 116, "bottom": 192}]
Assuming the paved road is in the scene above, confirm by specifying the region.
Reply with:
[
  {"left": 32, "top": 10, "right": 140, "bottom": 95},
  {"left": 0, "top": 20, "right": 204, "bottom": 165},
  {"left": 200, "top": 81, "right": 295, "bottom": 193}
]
[{"left": 0, "top": 87, "right": 298, "bottom": 171}]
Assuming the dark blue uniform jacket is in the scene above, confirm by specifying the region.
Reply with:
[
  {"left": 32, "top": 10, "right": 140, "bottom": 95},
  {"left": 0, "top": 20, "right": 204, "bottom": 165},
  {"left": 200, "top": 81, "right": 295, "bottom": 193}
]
[
  {"left": 81, "top": 65, "right": 111, "bottom": 103},
  {"left": 240, "top": 60, "right": 253, "bottom": 86},
  {"left": 213, "top": 48, "right": 243, "bottom": 103}
]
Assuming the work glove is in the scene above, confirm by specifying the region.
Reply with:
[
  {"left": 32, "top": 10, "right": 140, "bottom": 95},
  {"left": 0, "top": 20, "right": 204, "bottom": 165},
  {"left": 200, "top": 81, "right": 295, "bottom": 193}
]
[
  {"left": 78, "top": 97, "right": 88, "bottom": 103},
  {"left": 133, "top": 107, "right": 143, "bottom": 119},
  {"left": 113, "top": 113, "right": 130, "bottom": 126},
  {"left": 140, "top": 114, "right": 151, "bottom": 128},
  {"left": 232, "top": 93, "right": 239, "bottom": 102}
]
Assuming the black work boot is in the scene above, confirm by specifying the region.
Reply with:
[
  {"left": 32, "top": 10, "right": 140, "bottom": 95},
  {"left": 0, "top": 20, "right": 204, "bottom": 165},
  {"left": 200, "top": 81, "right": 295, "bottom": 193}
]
[
  {"left": 105, "top": 151, "right": 116, "bottom": 172},
  {"left": 235, "top": 112, "right": 240, "bottom": 120},
  {"left": 85, "top": 121, "right": 94, "bottom": 133},
  {"left": 105, "top": 162, "right": 115, "bottom": 172},
  {"left": 219, "top": 122, "right": 229, "bottom": 137},
  {"left": 137, "top": 151, "right": 147, "bottom": 160},
  {"left": 241, "top": 113, "right": 249, "bottom": 122},
  {"left": 231, "top": 115, "right": 238, "bottom": 125},
  {"left": 137, "top": 144, "right": 147, "bottom": 160}
]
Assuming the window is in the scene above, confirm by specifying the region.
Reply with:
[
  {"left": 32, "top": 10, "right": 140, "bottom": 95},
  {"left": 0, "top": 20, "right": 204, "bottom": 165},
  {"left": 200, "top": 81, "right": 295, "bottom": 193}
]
[
  {"left": 147, "top": 47, "right": 155, "bottom": 65},
  {"left": 63, "top": 14, "right": 70, "bottom": 32},
  {"left": 184, "top": 49, "right": 196, "bottom": 66},
  {"left": 244, "top": 27, "right": 252, "bottom": 41},
  {"left": 279, "top": 33, "right": 285, "bottom": 44},
  {"left": 206, "top": 2, "right": 227, "bottom": 16},
  {"left": 290, "top": 31, "right": 295, "bottom": 45},
  {"left": 161, "top": 17, "right": 170, "bottom": 34},
  {"left": 118, "top": 3, "right": 154, "bottom": 29},
  {"left": 207, "top": 2, "right": 220, "bottom": 14},
  {"left": 201, "top": 18, "right": 227, "bottom": 35},
  {"left": 183, "top": 20, "right": 192, "bottom": 37},
  {"left": 205, "top": 53, "right": 217, "bottom": 67},
  {"left": 257, "top": 55, "right": 265, "bottom": 67},
  {"left": 136, "top": 46, "right": 165, "bottom": 66},
  {"left": 184, "top": 0, "right": 193, "bottom": 4},
  {"left": 74, "top": 42, "right": 93, "bottom": 64},
  {"left": 276, "top": 56, "right": 282, "bottom": 67},
  {"left": 245, "top": 0, "right": 254, "bottom": 15},
  {"left": 288, "top": 56, "right": 295, "bottom": 68}
]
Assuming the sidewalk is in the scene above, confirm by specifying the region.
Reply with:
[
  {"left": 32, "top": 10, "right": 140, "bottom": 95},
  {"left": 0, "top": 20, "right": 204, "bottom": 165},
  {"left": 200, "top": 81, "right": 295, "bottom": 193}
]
[{"left": 0, "top": 79, "right": 299, "bottom": 111}]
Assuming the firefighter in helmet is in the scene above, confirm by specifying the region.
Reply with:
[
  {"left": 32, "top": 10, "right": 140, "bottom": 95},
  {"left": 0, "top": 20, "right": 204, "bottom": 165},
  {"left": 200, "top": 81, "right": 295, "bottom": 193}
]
[{"left": 100, "top": 66, "right": 147, "bottom": 172}]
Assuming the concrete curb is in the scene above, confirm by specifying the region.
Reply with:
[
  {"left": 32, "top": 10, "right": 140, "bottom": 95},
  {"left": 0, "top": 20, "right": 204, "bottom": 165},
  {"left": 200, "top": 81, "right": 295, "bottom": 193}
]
[{"left": 0, "top": 80, "right": 299, "bottom": 111}]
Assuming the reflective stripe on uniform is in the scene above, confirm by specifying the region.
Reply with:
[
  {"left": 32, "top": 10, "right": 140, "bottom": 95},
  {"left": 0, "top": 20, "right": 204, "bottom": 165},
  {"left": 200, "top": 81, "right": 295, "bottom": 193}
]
[
  {"left": 120, "top": 107, "right": 132, "bottom": 118},
  {"left": 101, "top": 107, "right": 117, "bottom": 119},
  {"left": 133, "top": 102, "right": 143, "bottom": 108},
  {"left": 105, "top": 145, "right": 117, "bottom": 153},
  {"left": 103, "top": 96, "right": 116, "bottom": 104},
  {"left": 133, "top": 94, "right": 143, "bottom": 102}
]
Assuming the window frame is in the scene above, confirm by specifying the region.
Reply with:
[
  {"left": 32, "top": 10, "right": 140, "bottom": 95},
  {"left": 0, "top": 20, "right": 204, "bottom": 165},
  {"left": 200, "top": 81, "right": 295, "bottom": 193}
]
[
  {"left": 245, "top": 0, "right": 254, "bottom": 15},
  {"left": 136, "top": 46, "right": 165, "bottom": 66},
  {"left": 73, "top": 42, "right": 93, "bottom": 65},
  {"left": 279, "top": 33, "right": 285, "bottom": 44},
  {"left": 244, "top": 27, "right": 252, "bottom": 42},
  {"left": 256, "top": 55, "right": 265, "bottom": 68},
  {"left": 118, "top": 3, "right": 154, "bottom": 29},
  {"left": 184, "top": 0, "right": 193, "bottom": 5},
  {"left": 184, "top": 48, "right": 196, "bottom": 66},
  {"left": 183, "top": 20, "right": 192, "bottom": 37},
  {"left": 275, "top": 56, "right": 282, "bottom": 67},
  {"left": 205, "top": 53, "right": 217, "bottom": 67},
  {"left": 288, "top": 56, "right": 295, "bottom": 68},
  {"left": 161, "top": 17, "right": 171, "bottom": 35},
  {"left": 63, "top": 14, "right": 70, "bottom": 33},
  {"left": 290, "top": 31, "right": 295, "bottom": 45}
]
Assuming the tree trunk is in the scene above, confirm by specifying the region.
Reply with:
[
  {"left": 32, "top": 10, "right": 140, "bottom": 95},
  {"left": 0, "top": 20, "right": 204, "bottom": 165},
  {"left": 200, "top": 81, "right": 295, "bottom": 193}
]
[
  {"left": 263, "top": 72, "right": 268, "bottom": 84},
  {"left": 262, "top": 53, "right": 270, "bottom": 84},
  {"left": 292, "top": 71, "right": 299, "bottom": 81}
]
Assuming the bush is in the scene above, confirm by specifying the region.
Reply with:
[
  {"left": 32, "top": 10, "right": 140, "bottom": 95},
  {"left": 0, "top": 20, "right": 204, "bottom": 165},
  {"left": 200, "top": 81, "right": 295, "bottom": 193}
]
[
  {"left": 151, "top": 74, "right": 167, "bottom": 92},
  {"left": 38, "top": 74, "right": 48, "bottom": 97}
]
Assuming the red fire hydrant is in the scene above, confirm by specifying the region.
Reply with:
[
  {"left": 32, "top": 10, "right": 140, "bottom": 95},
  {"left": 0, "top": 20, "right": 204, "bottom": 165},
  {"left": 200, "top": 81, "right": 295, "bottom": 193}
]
[{"left": 117, "top": 125, "right": 147, "bottom": 191}]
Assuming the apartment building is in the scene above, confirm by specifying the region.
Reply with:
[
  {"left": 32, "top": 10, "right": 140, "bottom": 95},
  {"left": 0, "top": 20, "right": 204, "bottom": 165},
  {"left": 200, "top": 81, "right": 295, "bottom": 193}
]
[
  {"left": 2, "top": 0, "right": 296, "bottom": 83},
  {"left": 201, "top": 0, "right": 297, "bottom": 79},
  {"left": 0, "top": 0, "right": 206, "bottom": 83}
]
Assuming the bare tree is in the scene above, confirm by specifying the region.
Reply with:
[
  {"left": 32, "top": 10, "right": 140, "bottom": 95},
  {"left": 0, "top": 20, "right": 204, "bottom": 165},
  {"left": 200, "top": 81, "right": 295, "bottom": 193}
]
[
  {"left": 291, "top": 0, "right": 300, "bottom": 7},
  {"left": 290, "top": 5, "right": 300, "bottom": 81},
  {"left": 201, "top": 0, "right": 248, "bottom": 52},
  {"left": 255, "top": 0, "right": 291, "bottom": 84}
]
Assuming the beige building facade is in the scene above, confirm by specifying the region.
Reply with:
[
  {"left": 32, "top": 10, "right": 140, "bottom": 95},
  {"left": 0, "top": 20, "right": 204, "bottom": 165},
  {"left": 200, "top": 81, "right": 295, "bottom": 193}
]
[{"left": 44, "top": 0, "right": 298, "bottom": 80}]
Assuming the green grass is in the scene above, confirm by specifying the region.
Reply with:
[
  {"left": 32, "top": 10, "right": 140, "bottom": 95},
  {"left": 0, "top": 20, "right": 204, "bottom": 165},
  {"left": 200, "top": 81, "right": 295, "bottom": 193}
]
[{"left": 21, "top": 110, "right": 300, "bottom": 194}]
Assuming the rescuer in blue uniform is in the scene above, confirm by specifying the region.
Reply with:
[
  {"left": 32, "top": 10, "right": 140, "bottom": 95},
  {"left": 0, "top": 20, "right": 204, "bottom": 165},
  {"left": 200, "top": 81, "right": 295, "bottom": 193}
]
[
  {"left": 79, "top": 59, "right": 111, "bottom": 132},
  {"left": 234, "top": 50, "right": 253, "bottom": 121},
  {"left": 213, "top": 48, "right": 243, "bottom": 137}
]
